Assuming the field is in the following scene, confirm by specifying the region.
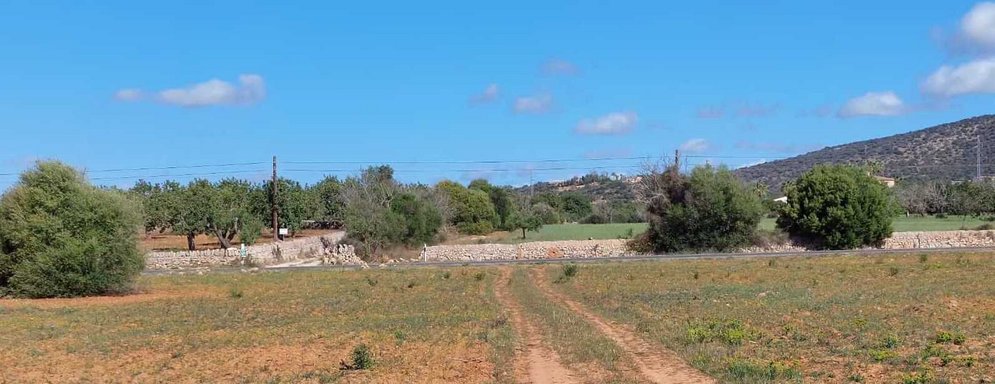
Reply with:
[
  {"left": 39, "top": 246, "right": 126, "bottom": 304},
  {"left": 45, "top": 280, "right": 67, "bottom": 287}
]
[
  {"left": 2, "top": 252, "right": 993, "bottom": 383},
  {"left": 500, "top": 216, "right": 993, "bottom": 244}
]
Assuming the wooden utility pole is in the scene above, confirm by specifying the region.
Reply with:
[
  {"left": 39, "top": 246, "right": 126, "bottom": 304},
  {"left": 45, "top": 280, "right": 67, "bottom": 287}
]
[
  {"left": 674, "top": 149, "right": 680, "bottom": 169},
  {"left": 272, "top": 156, "right": 280, "bottom": 241}
]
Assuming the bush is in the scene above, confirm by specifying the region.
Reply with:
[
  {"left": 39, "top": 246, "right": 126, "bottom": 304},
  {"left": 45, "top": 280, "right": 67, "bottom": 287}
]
[
  {"left": 0, "top": 162, "right": 145, "bottom": 298},
  {"left": 637, "top": 165, "right": 764, "bottom": 253},
  {"left": 239, "top": 215, "right": 264, "bottom": 246},
  {"left": 349, "top": 344, "right": 375, "bottom": 370},
  {"left": 580, "top": 213, "right": 607, "bottom": 224},
  {"left": 777, "top": 165, "right": 898, "bottom": 249},
  {"left": 457, "top": 221, "right": 493, "bottom": 235}
]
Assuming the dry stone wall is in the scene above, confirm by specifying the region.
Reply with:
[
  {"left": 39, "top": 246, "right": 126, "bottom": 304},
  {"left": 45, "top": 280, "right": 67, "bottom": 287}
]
[
  {"left": 146, "top": 232, "right": 347, "bottom": 270},
  {"left": 424, "top": 230, "right": 995, "bottom": 262}
]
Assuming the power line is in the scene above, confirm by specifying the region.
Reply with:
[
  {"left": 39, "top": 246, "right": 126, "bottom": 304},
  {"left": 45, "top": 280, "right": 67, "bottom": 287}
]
[{"left": 88, "top": 169, "right": 268, "bottom": 181}]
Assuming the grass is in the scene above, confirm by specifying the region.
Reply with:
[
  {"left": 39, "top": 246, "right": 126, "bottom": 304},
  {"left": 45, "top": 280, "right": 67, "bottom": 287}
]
[
  {"left": 500, "top": 223, "right": 648, "bottom": 243},
  {"left": 0, "top": 268, "right": 514, "bottom": 383},
  {"left": 544, "top": 252, "right": 995, "bottom": 383},
  {"left": 501, "top": 215, "right": 994, "bottom": 244}
]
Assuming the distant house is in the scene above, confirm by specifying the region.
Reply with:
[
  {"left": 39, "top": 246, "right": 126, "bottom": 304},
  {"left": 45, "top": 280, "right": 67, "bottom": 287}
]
[{"left": 874, "top": 175, "right": 896, "bottom": 188}]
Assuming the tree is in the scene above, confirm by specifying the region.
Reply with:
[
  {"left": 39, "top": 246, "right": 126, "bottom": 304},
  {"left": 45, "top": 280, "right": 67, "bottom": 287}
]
[
  {"left": 436, "top": 180, "right": 498, "bottom": 234},
  {"left": 0, "top": 161, "right": 144, "bottom": 298},
  {"left": 638, "top": 164, "right": 764, "bottom": 253},
  {"left": 509, "top": 210, "right": 543, "bottom": 239},
  {"left": 777, "top": 165, "right": 899, "bottom": 249},
  {"left": 389, "top": 192, "right": 443, "bottom": 245},
  {"left": 311, "top": 176, "right": 345, "bottom": 225},
  {"left": 560, "top": 193, "right": 593, "bottom": 222}
]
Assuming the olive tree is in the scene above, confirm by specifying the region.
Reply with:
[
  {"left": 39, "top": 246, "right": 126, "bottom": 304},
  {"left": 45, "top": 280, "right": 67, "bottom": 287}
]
[{"left": 0, "top": 161, "right": 144, "bottom": 298}]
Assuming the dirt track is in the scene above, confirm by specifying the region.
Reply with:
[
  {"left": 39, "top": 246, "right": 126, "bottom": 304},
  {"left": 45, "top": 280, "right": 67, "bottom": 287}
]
[
  {"left": 528, "top": 268, "right": 715, "bottom": 384},
  {"left": 494, "top": 267, "right": 577, "bottom": 384}
]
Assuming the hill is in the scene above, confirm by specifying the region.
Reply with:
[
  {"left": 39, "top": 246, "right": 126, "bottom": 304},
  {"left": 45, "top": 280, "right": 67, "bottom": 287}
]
[{"left": 735, "top": 115, "right": 995, "bottom": 193}]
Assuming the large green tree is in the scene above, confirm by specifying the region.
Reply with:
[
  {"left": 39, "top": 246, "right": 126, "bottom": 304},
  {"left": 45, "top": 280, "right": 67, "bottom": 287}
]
[
  {"left": 0, "top": 162, "right": 144, "bottom": 298},
  {"left": 640, "top": 165, "right": 764, "bottom": 253},
  {"left": 777, "top": 165, "right": 899, "bottom": 249}
]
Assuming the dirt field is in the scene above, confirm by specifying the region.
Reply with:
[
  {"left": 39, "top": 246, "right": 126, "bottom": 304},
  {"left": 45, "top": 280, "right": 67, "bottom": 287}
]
[
  {"left": 2, "top": 252, "right": 993, "bottom": 383},
  {"left": 140, "top": 229, "right": 339, "bottom": 251}
]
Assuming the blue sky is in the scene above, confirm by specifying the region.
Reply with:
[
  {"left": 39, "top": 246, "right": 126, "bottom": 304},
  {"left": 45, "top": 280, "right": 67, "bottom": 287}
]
[{"left": 3, "top": 1, "right": 995, "bottom": 189}]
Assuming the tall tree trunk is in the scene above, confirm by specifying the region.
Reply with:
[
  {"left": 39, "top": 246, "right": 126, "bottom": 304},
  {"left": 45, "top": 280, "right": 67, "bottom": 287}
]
[
  {"left": 187, "top": 233, "right": 197, "bottom": 251},
  {"left": 521, "top": 227, "right": 526, "bottom": 239}
]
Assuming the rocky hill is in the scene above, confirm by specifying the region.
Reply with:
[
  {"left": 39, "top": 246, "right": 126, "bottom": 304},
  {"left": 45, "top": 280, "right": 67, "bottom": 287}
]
[{"left": 735, "top": 115, "right": 995, "bottom": 193}]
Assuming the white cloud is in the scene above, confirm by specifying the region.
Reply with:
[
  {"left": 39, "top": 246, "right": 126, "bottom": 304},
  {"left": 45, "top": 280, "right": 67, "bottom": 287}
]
[
  {"left": 837, "top": 91, "right": 906, "bottom": 117},
  {"left": 113, "top": 89, "right": 144, "bottom": 101},
  {"left": 574, "top": 112, "right": 638, "bottom": 135},
  {"left": 679, "top": 138, "right": 711, "bottom": 153},
  {"left": 158, "top": 74, "right": 265, "bottom": 107},
  {"left": 513, "top": 94, "right": 553, "bottom": 114},
  {"left": 469, "top": 83, "right": 500, "bottom": 104},
  {"left": 923, "top": 57, "right": 995, "bottom": 96},
  {"left": 541, "top": 59, "right": 579, "bottom": 76},
  {"left": 962, "top": 2, "right": 995, "bottom": 49}
]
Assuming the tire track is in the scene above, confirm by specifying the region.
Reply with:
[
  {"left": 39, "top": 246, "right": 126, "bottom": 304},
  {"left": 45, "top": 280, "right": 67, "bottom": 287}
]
[
  {"left": 493, "top": 267, "right": 577, "bottom": 384},
  {"left": 529, "top": 268, "right": 715, "bottom": 384}
]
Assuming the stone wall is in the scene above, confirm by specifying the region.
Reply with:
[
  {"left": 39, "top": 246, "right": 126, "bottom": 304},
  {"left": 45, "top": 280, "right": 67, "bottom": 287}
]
[
  {"left": 425, "top": 239, "right": 629, "bottom": 262},
  {"left": 146, "top": 232, "right": 346, "bottom": 270},
  {"left": 424, "top": 230, "right": 995, "bottom": 262}
]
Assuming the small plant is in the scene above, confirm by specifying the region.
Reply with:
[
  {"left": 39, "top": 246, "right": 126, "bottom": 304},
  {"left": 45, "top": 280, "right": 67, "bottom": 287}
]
[
  {"left": 918, "top": 253, "right": 928, "bottom": 263},
  {"left": 365, "top": 276, "right": 378, "bottom": 286},
  {"left": 554, "top": 264, "right": 579, "bottom": 284},
  {"left": 228, "top": 287, "right": 244, "bottom": 299},
  {"left": 848, "top": 373, "right": 865, "bottom": 382},
  {"left": 393, "top": 331, "right": 407, "bottom": 345},
  {"left": 768, "top": 258, "right": 777, "bottom": 267},
  {"left": 934, "top": 331, "right": 966, "bottom": 345},
  {"left": 563, "top": 264, "right": 579, "bottom": 277},
  {"left": 693, "top": 271, "right": 700, "bottom": 280},
  {"left": 889, "top": 267, "right": 900, "bottom": 277},
  {"left": 868, "top": 348, "right": 897, "bottom": 362},
  {"left": 406, "top": 281, "right": 418, "bottom": 289},
  {"left": 343, "top": 343, "right": 374, "bottom": 370},
  {"left": 881, "top": 334, "right": 901, "bottom": 349},
  {"left": 473, "top": 271, "right": 486, "bottom": 281},
  {"left": 442, "top": 271, "right": 451, "bottom": 279},
  {"left": 901, "top": 370, "right": 932, "bottom": 384}
]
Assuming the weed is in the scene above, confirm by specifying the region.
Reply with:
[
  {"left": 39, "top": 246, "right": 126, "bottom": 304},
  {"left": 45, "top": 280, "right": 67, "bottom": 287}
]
[
  {"left": 880, "top": 334, "right": 901, "bottom": 349},
  {"left": 868, "top": 348, "right": 897, "bottom": 362},
  {"left": 365, "top": 276, "right": 378, "bottom": 286},
  {"left": 343, "top": 344, "right": 374, "bottom": 370},
  {"left": 934, "top": 331, "right": 966, "bottom": 345},
  {"left": 693, "top": 271, "right": 700, "bottom": 280},
  {"left": 442, "top": 271, "right": 451, "bottom": 279},
  {"left": 228, "top": 287, "right": 244, "bottom": 299},
  {"left": 848, "top": 373, "right": 865, "bottom": 382},
  {"left": 768, "top": 258, "right": 777, "bottom": 267},
  {"left": 563, "top": 264, "right": 579, "bottom": 277},
  {"left": 393, "top": 331, "right": 406, "bottom": 345},
  {"left": 901, "top": 369, "right": 933, "bottom": 384},
  {"left": 918, "top": 253, "right": 929, "bottom": 263},
  {"left": 473, "top": 271, "right": 486, "bottom": 281},
  {"left": 686, "top": 319, "right": 756, "bottom": 346},
  {"left": 889, "top": 266, "right": 900, "bottom": 276},
  {"left": 726, "top": 359, "right": 801, "bottom": 381},
  {"left": 406, "top": 281, "right": 418, "bottom": 289}
]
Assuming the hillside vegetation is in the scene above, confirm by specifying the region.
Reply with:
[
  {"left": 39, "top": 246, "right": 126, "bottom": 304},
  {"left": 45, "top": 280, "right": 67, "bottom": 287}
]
[{"left": 736, "top": 115, "right": 995, "bottom": 192}]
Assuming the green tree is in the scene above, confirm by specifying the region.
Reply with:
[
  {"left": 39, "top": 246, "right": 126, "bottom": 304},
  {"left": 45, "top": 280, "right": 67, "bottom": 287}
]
[
  {"left": 640, "top": 165, "right": 764, "bottom": 253},
  {"left": 389, "top": 192, "right": 443, "bottom": 245},
  {"left": 436, "top": 180, "right": 498, "bottom": 234},
  {"left": 0, "top": 161, "right": 144, "bottom": 298},
  {"left": 777, "top": 165, "right": 899, "bottom": 249},
  {"left": 509, "top": 210, "right": 543, "bottom": 239},
  {"left": 560, "top": 193, "right": 593, "bottom": 222},
  {"left": 311, "top": 176, "right": 345, "bottom": 225}
]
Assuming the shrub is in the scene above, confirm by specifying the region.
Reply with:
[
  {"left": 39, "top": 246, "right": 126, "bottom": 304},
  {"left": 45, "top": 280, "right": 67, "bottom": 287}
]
[
  {"left": 777, "top": 165, "right": 898, "bottom": 249},
  {"left": 0, "top": 162, "right": 145, "bottom": 298},
  {"left": 349, "top": 344, "right": 375, "bottom": 370},
  {"left": 637, "top": 165, "right": 764, "bottom": 253},
  {"left": 239, "top": 216, "right": 264, "bottom": 246},
  {"left": 562, "top": 264, "right": 578, "bottom": 277}
]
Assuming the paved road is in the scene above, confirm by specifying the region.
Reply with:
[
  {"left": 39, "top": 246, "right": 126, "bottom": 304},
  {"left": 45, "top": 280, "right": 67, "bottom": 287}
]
[{"left": 143, "top": 245, "right": 995, "bottom": 275}]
